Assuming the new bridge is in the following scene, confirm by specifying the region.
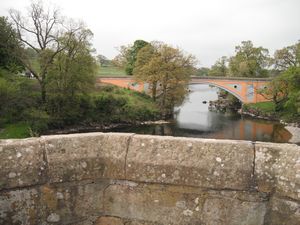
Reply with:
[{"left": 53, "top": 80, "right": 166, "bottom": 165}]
[{"left": 98, "top": 76, "right": 271, "bottom": 103}]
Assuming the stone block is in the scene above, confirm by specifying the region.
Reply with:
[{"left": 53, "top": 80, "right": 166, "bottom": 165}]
[
  {"left": 126, "top": 135, "right": 254, "bottom": 190},
  {"left": 0, "top": 138, "right": 46, "bottom": 190},
  {"left": 264, "top": 195, "right": 300, "bottom": 225},
  {"left": 103, "top": 182, "right": 267, "bottom": 225},
  {"left": 0, "top": 188, "right": 40, "bottom": 225},
  {"left": 43, "top": 133, "right": 132, "bottom": 183},
  {"left": 0, "top": 180, "right": 108, "bottom": 225},
  {"left": 255, "top": 142, "right": 300, "bottom": 200},
  {"left": 95, "top": 216, "right": 161, "bottom": 225},
  {"left": 38, "top": 181, "right": 107, "bottom": 224},
  {"left": 95, "top": 216, "right": 124, "bottom": 225}
]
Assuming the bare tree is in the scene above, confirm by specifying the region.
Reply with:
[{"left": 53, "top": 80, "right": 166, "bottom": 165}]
[{"left": 9, "top": 1, "right": 83, "bottom": 102}]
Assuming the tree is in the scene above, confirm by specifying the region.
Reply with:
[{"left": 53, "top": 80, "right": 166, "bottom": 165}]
[
  {"left": 9, "top": 1, "right": 85, "bottom": 102},
  {"left": 208, "top": 56, "right": 228, "bottom": 76},
  {"left": 195, "top": 67, "right": 209, "bottom": 76},
  {"left": 97, "top": 54, "right": 109, "bottom": 67},
  {"left": 115, "top": 40, "right": 149, "bottom": 75},
  {"left": 0, "top": 17, "right": 23, "bottom": 72},
  {"left": 273, "top": 41, "right": 300, "bottom": 71},
  {"left": 46, "top": 28, "right": 96, "bottom": 97},
  {"left": 133, "top": 41, "right": 196, "bottom": 118},
  {"left": 228, "top": 41, "right": 270, "bottom": 77}
]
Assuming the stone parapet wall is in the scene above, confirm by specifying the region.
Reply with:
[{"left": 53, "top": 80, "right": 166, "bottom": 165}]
[{"left": 0, "top": 133, "right": 299, "bottom": 225}]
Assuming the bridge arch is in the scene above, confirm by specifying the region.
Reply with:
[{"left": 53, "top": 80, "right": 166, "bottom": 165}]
[{"left": 189, "top": 82, "right": 244, "bottom": 103}]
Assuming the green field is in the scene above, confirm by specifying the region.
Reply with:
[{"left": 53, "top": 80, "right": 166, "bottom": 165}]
[{"left": 97, "top": 66, "right": 126, "bottom": 77}]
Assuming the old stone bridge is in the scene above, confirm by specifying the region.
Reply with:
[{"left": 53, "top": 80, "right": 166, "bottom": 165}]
[
  {"left": 0, "top": 133, "right": 299, "bottom": 224},
  {"left": 98, "top": 76, "right": 271, "bottom": 103}
]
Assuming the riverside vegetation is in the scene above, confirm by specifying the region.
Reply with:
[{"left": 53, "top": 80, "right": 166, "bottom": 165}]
[
  {"left": 1, "top": 1, "right": 299, "bottom": 139},
  {"left": 0, "top": 2, "right": 193, "bottom": 138}
]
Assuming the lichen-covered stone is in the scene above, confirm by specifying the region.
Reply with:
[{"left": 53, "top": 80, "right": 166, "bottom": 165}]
[
  {"left": 38, "top": 181, "right": 107, "bottom": 224},
  {"left": 95, "top": 216, "right": 124, "bottom": 225},
  {"left": 255, "top": 142, "right": 300, "bottom": 200},
  {"left": 95, "top": 216, "right": 162, "bottom": 225},
  {"left": 0, "top": 188, "right": 40, "bottom": 225},
  {"left": 0, "top": 138, "right": 46, "bottom": 190},
  {"left": 43, "top": 133, "right": 132, "bottom": 183},
  {"left": 0, "top": 180, "right": 107, "bottom": 225},
  {"left": 264, "top": 195, "right": 300, "bottom": 225},
  {"left": 126, "top": 135, "right": 254, "bottom": 190},
  {"left": 103, "top": 182, "right": 267, "bottom": 225}
]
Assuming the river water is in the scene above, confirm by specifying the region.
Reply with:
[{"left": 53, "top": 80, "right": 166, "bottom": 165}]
[{"left": 112, "top": 84, "right": 292, "bottom": 143}]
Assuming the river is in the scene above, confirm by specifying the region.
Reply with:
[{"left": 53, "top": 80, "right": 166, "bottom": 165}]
[{"left": 111, "top": 84, "right": 292, "bottom": 143}]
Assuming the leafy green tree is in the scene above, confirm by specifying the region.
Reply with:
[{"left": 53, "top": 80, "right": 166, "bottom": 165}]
[
  {"left": 0, "top": 16, "right": 23, "bottom": 72},
  {"left": 97, "top": 54, "right": 109, "bottom": 67},
  {"left": 115, "top": 40, "right": 149, "bottom": 75},
  {"left": 208, "top": 56, "right": 228, "bottom": 76},
  {"left": 9, "top": 1, "right": 87, "bottom": 102},
  {"left": 228, "top": 41, "right": 270, "bottom": 77},
  {"left": 133, "top": 41, "right": 196, "bottom": 118},
  {"left": 47, "top": 28, "right": 96, "bottom": 97},
  {"left": 45, "top": 28, "right": 96, "bottom": 125},
  {"left": 195, "top": 67, "right": 210, "bottom": 76},
  {"left": 273, "top": 41, "right": 300, "bottom": 71}
]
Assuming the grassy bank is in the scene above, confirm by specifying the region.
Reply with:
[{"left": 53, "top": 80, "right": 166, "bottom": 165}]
[
  {"left": 96, "top": 66, "right": 126, "bottom": 76},
  {"left": 242, "top": 101, "right": 299, "bottom": 123},
  {"left": 0, "top": 85, "right": 159, "bottom": 139},
  {"left": 0, "top": 122, "right": 30, "bottom": 139},
  {"left": 243, "top": 102, "right": 276, "bottom": 116}
]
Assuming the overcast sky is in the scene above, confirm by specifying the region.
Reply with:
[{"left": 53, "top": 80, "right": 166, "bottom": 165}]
[{"left": 1, "top": 0, "right": 299, "bottom": 67}]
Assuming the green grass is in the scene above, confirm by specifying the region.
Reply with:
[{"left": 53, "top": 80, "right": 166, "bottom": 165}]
[
  {"left": 96, "top": 66, "right": 126, "bottom": 77},
  {"left": 245, "top": 101, "right": 276, "bottom": 113},
  {"left": 0, "top": 122, "right": 31, "bottom": 139}
]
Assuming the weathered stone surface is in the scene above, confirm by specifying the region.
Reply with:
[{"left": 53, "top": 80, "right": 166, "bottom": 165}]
[
  {"left": 95, "top": 216, "right": 161, "bottom": 225},
  {"left": 255, "top": 142, "right": 300, "bottom": 200},
  {"left": 43, "top": 133, "right": 132, "bottom": 183},
  {"left": 38, "top": 181, "right": 107, "bottom": 224},
  {"left": 264, "top": 195, "right": 300, "bottom": 225},
  {"left": 0, "top": 188, "right": 40, "bottom": 225},
  {"left": 126, "top": 135, "right": 254, "bottom": 190},
  {"left": 95, "top": 216, "right": 124, "bottom": 225},
  {"left": 0, "top": 180, "right": 107, "bottom": 225},
  {"left": 104, "top": 182, "right": 267, "bottom": 225},
  {"left": 0, "top": 138, "right": 46, "bottom": 190}
]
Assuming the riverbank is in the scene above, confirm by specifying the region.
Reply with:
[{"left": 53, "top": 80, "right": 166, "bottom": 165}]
[{"left": 44, "top": 120, "right": 171, "bottom": 135}]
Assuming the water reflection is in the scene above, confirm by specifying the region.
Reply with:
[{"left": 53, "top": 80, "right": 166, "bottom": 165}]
[{"left": 112, "top": 84, "right": 292, "bottom": 143}]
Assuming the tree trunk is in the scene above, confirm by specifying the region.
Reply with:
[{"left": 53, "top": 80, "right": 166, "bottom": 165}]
[
  {"left": 151, "top": 81, "right": 157, "bottom": 101},
  {"left": 40, "top": 80, "right": 46, "bottom": 103}
]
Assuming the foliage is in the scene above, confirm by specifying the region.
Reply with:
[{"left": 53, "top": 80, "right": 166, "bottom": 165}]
[
  {"left": 97, "top": 54, "right": 110, "bottom": 67},
  {"left": 195, "top": 67, "right": 209, "bottom": 76},
  {"left": 46, "top": 28, "right": 96, "bottom": 97},
  {"left": 0, "top": 16, "right": 23, "bottom": 72},
  {"left": 114, "top": 40, "right": 149, "bottom": 75},
  {"left": 24, "top": 108, "right": 49, "bottom": 136},
  {"left": 133, "top": 41, "right": 196, "bottom": 118},
  {"left": 208, "top": 56, "right": 228, "bottom": 76},
  {"left": 273, "top": 41, "right": 300, "bottom": 71},
  {"left": 228, "top": 41, "right": 270, "bottom": 77},
  {"left": 91, "top": 86, "right": 159, "bottom": 123},
  {"left": 9, "top": 1, "right": 92, "bottom": 102},
  {"left": 0, "top": 69, "right": 39, "bottom": 125}
]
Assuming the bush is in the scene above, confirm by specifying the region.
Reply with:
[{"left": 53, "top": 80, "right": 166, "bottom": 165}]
[{"left": 24, "top": 109, "right": 49, "bottom": 136}]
